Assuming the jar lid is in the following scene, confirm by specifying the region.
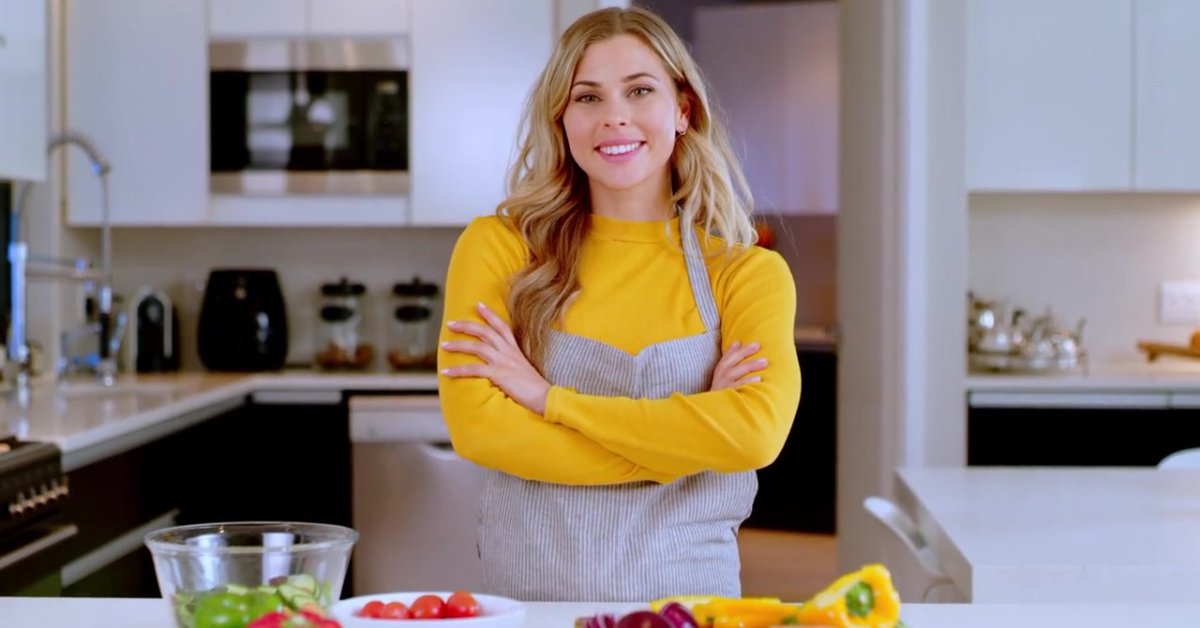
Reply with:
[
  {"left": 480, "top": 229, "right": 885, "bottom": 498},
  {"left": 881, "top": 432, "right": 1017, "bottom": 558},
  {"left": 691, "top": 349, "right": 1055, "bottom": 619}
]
[
  {"left": 322, "top": 276, "right": 366, "bottom": 297},
  {"left": 321, "top": 305, "right": 357, "bottom": 323},
  {"left": 394, "top": 305, "right": 432, "bottom": 322},
  {"left": 393, "top": 276, "right": 439, "bottom": 297}
]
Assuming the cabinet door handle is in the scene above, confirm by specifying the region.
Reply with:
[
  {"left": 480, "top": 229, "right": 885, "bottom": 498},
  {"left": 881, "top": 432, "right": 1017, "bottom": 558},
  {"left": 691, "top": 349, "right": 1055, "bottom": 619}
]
[
  {"left": 61, "top": 509, "right": 179, "bottom": 587},
  {"left": 0, "top": 523, "right": 79, "bottom": 571}
]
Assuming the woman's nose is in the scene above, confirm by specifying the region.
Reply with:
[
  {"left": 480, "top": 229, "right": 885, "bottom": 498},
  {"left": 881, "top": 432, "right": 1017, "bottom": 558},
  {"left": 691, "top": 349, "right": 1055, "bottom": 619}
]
[{"left": 602, "top": 102, "right": 631, "bottom": 127}]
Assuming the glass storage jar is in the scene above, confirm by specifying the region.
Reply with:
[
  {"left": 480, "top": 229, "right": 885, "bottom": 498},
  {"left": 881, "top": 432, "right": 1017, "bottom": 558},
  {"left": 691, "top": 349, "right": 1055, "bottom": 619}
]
[
  {"left": 315, "top": 277, "right": 373, "bottom": 371},
  {"left": 388, "top": 276, "right": 439, "bottom": 371}
]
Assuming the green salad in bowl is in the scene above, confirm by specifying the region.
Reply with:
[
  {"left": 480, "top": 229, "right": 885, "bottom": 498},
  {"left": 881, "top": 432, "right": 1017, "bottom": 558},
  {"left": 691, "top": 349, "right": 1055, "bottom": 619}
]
[{"left": 144, "top": 522, "right": 358, "bottom": 628}]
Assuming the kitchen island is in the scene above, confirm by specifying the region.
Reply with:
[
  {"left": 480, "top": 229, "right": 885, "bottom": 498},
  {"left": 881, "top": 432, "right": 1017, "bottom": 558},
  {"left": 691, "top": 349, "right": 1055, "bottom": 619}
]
[
  {"left": 896, "top": 466, "right": 1200, "bottom": 604},
  {"left": 3, "top": 597, "right": 1200, "bottom": 627}
]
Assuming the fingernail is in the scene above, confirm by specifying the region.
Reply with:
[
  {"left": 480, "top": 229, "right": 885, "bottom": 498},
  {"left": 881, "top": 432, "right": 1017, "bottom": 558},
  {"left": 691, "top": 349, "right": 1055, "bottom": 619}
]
[
  {"left": 440, "top": 341, "right": 450, "bottom": 348},
  {"left": 749, "top": 342, "right": 761, "bottom": 350},
  {"left": 447, "top": 320, "right": 459, "bottom": 328},
  {"left": 477, "top": 301, "right": 488, "bottom": 310},
  {"left": 759, "top": 358, "right": 769, "bottom": 366},
  {"left": 750, "top": 376, "right": 762, "bottom": 383},
  {"left": 440, "top": 368, "right": 451, "bottom": 375},
  {"left": 731, "top": 341, "right": 741, "bottom": 349}
]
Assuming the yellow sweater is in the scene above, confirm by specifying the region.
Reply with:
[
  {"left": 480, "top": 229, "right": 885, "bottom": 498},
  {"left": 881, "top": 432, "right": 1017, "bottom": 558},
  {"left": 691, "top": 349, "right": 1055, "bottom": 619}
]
[{"left": 438, "top": 213, "right": 802, "bottom": 486}]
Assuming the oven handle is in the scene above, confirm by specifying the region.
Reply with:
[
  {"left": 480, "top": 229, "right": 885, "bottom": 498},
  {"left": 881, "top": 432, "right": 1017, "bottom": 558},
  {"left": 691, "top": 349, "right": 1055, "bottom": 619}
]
[
  {"left": 61, "top": 509, "right": 179, "bottom": 588},
  {"left": 0, "top": 523, "right": 80, "bottom": 571}
]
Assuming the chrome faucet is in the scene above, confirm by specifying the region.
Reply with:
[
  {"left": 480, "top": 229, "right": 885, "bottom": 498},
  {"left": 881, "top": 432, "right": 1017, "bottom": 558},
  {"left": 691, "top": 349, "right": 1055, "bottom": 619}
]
[{"left": 7, "top": 131, "right": 116, "bottom": 397}]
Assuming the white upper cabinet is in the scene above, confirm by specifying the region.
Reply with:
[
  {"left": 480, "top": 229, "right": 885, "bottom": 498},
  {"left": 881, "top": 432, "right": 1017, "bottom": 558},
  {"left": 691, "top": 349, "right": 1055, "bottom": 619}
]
[
  {"left": 67, "top": 0, "right": 208, "bottom": 225},
  {"left": 966, "top": 0, "right": 1133, "bottom": 191},
  {"left": 556, "top": 0, "right": 630, "bottom": 35},
  {"left": 209, "top": 0, "right": 308, "bottom": 38},
  {"left": 209, "top": 0, "right": 410, "bottom": 39},
  {"left": 0, "top": 0, "right": 47, "bottom": 182},
  {"left": 1134, "top": 0, "right": 1200, "bottom": 190},
  {"left": 309, "top": 0, "right": 410, "bottom": 37},
  {"left": 695, "top": 3, "right": 838, "bottom": 214},
  {"left": 409, "top": 0, "right": 553, "bottom": 226}
]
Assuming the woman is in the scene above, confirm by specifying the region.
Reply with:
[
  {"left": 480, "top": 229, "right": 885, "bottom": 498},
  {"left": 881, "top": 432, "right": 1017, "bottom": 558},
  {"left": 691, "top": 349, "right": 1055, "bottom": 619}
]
[{"left": 437, "top": 7, "right": 802, "bottom": 602}]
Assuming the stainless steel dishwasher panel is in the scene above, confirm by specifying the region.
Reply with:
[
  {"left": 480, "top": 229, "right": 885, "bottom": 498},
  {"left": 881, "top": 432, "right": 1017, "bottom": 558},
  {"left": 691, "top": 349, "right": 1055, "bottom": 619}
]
[{"left": 349, "top": 395, "right": 485, "bottom": 594}]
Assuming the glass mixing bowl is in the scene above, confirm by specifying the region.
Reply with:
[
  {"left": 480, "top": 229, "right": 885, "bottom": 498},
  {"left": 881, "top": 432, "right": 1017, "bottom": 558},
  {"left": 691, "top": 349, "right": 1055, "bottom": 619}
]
[{"left": 144, "top": 521, "right": 358, "bottom": 627}]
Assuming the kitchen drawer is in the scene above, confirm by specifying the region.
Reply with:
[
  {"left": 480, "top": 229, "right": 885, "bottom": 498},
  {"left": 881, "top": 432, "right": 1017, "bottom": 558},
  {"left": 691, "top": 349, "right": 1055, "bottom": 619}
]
[{"left": 968, "top": 401, "right": 1200, "bottom": 466}]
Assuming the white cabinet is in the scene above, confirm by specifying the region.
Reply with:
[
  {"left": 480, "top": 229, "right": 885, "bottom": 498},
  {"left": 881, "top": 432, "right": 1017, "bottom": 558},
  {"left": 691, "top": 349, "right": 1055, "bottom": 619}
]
[
  {"left": 695, "top": 3, "right": 838, "bottom": 214},
  {"left": 66, "top": 0, "right": 208, "bottom": 225},
  {"left": 309, "top": 0, "right": 410, "bottom": 37},
  {"left": 409, "top": 0, "right": 553, "bottom": 226},
  {"left": 0, "top": 0, "right": 47, "bottom": 182},
  {"left": 965, "top": 0, "right": 1132, "bottom": 191},
  {"left": 1134, "top": 0, "right": 1200, "bottom": 190},
  {"left": 209, "top": 0, "right": 410, "bottom": 39},
  {"left": 556, "top": 0, "right": 630, "bottom": 34},
  {"left": 208, "top": 0, "right": 307, "bottom": 38}
]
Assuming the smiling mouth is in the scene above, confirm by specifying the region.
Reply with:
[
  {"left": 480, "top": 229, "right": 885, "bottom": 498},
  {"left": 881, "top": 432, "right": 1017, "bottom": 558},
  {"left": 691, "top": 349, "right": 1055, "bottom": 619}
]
[{"left": 596, "top": 141, "right": 645, "bottom": 156}]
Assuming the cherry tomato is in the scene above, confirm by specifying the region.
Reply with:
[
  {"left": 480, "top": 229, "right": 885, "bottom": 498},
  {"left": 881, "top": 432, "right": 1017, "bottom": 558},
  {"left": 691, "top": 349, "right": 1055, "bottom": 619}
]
[
  {"left": 444, "top": 591, "right": 481, "bottom": 619},
  {"left": 382, "top": 602, "right": 411, "bottom": 619},
  {"left": 359, "top": 601, "right": 385, "bottom": 618},
  {"left": 408, "top": 595, "right": 445, "bottom": 619}
]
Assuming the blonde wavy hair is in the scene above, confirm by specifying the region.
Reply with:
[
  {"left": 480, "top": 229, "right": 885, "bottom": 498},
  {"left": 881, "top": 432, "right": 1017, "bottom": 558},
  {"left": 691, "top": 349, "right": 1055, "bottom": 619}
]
[{"left": 499, "top": 6, "right": 755, "bottom": 369}]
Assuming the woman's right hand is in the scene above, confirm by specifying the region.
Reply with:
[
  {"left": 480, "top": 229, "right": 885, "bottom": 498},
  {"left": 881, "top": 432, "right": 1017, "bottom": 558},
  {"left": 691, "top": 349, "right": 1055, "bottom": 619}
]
[{"left": 710, "top": 341, "right": 768, "bottom": 390}]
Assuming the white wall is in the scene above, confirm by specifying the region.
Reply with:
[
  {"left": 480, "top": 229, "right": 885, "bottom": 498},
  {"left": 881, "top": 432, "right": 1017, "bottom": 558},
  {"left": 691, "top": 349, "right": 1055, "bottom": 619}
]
[
  {"left": 970, "top": 194, "right": 1200, "bottom": 363},
  {"left": 837, "top": 0, "right": 966, "bottom": 573}
]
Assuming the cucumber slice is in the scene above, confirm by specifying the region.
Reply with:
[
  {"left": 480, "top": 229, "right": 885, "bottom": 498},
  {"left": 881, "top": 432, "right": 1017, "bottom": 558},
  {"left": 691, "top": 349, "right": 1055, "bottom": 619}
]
[
  {"left": 277, "top": 584, "right": 303, "bottom": 605},
  {"left": 286, "top": 574, "right": 318, "bottom": 594},
  {"left": 224, "top": 583, "right": 250, "bottom": 596}
]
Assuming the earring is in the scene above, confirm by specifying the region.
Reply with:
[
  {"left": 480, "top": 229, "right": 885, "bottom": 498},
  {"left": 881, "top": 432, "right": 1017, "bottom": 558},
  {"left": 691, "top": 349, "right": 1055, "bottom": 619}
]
[{"left": 676, "top": 128, "right": 687, "bottom": 137}]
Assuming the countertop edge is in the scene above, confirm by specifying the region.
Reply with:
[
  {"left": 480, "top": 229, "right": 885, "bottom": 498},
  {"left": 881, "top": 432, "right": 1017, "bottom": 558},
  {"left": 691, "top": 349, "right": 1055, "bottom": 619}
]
[{"left": 23, "top": 372, "right": 441, "bottom": 471}]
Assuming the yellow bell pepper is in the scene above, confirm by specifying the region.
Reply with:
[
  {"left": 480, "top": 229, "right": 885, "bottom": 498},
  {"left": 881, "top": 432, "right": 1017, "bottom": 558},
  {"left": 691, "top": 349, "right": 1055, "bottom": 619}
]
[
  {"left": 691, "top": 598, "right": 801, "bottom": 628},
  {"left": 792, "top": 563, "right": 902, "bottom": 628}
]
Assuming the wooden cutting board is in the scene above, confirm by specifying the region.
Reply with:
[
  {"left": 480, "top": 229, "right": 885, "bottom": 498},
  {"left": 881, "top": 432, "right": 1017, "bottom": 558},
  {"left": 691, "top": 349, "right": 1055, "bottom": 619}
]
[{"left": 1137, "top": 340, "right": 1200, "bottom": 362}]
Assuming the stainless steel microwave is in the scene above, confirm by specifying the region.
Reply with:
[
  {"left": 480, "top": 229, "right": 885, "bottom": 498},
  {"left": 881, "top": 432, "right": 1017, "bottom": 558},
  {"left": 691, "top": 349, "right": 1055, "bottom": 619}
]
[{"left": 209, "top": 39, "right": 409, "bottom": 196}]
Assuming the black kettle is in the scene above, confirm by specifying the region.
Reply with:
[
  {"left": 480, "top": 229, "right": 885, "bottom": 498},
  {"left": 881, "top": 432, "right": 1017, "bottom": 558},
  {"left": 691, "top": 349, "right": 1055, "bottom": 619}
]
[{"left": 197, "top": 269, "right": 289, "bottom": 372}]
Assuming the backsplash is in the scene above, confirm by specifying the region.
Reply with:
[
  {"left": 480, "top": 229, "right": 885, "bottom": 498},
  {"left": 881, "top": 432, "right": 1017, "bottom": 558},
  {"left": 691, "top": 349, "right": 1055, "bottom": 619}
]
[
  {"left": 106, "top": 227, "right": 463, "bottom": 371},
  {"left": 970, "top": 194, "right": 1200, "bottom": 364}
]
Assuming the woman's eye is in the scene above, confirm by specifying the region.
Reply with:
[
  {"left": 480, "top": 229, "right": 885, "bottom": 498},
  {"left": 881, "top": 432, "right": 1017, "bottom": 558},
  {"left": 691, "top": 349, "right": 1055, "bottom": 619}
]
[
  {"left": 575, "top": 93, "right": 599, "bottom": 103},
  {"left": 631, "top": 86, "right": 653, "bottom": 97}
]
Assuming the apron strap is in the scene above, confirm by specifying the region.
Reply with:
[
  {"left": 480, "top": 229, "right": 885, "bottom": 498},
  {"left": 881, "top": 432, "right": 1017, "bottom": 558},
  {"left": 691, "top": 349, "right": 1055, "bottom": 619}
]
[{"left": 680, "top": 222, "right": 721, "bottom": 332}]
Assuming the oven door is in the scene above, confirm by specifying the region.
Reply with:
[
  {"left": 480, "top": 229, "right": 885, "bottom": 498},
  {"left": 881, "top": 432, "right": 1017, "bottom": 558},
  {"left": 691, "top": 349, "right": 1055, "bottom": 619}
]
[{"left": 0, "top": 521, "right": 79, "bottom": 595}]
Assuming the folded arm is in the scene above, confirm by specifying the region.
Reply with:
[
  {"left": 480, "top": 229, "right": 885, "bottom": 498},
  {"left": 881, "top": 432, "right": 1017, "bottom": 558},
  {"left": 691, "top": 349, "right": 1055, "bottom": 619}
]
[
  {"left": 542, "top": 249, "right": 802, "bottom": 477},
  {"left": 438, "top": 217, "right": 679, "bottom": 485}
]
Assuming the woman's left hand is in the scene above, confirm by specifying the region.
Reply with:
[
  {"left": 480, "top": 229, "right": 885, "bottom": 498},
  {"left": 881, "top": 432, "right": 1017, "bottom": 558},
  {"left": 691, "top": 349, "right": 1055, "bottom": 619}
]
[{"left": 440, "top": 302, "right": 552, "bottom": 415}]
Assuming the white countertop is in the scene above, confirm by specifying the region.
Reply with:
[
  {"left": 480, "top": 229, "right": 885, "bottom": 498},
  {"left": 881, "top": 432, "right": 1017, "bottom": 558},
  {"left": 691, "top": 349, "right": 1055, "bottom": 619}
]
[
  {"left": 967, "top": 358, "right": 1200, "bottom": 393},
  {"left": 895, "top": 466, "right": 1200, "bottom": 604},
  {"left": 1, "top": 371, "right": 439, "bottom": 471},
  {"left": 4, "top": 598, "right": 1200, "bottom": 628}
]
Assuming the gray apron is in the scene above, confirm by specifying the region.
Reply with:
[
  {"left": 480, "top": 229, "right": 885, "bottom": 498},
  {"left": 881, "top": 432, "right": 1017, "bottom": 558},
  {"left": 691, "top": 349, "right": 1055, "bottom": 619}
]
[{"left": 478, "top": 222, "right": 758, "bottom": 602}]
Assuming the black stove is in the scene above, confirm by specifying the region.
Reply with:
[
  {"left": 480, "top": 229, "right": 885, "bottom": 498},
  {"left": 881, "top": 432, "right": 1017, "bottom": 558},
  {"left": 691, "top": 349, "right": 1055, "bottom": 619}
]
[
  {"left": 0, "top": 436, "right": 78, "bottom": 595},
  {"left": 0, "top": 436, "right": 68, "bottom": 537}
]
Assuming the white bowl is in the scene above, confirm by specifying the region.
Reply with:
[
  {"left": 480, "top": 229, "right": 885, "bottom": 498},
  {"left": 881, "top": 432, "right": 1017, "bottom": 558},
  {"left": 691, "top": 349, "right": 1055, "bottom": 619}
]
[{"left": 331, "top": 592, "right": 526, "bottom": 628}]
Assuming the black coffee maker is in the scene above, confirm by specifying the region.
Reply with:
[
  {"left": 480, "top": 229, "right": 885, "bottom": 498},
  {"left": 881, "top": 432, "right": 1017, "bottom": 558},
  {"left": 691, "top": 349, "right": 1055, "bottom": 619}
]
[
  {"left": 131, "top": 286, "right": 180, "bottom": 373},
  {"left": 197, "top": 269, "right": 289, "bottom": 371}
]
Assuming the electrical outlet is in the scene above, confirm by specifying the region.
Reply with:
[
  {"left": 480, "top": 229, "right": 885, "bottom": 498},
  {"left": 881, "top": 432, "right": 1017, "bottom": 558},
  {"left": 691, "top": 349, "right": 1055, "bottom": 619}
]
[{"left": 1159, "top": 281, "right": 1200, "bottom": 324}]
